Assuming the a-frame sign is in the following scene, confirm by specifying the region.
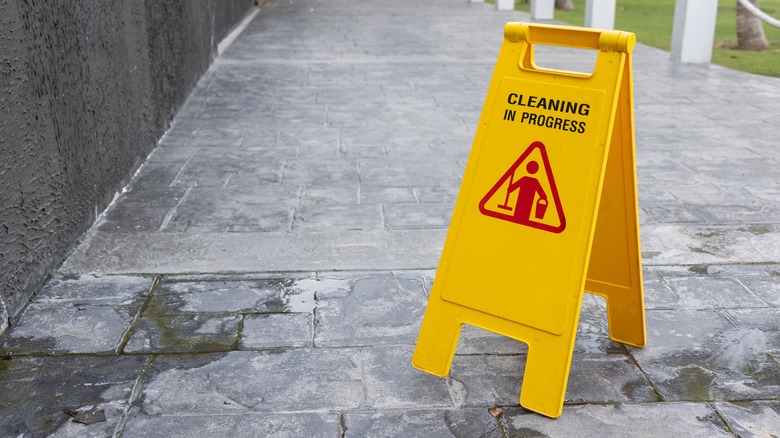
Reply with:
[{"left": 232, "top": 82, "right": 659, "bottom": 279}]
[{"left": 412, "top": 22, "right": 646, "bottom": 418}]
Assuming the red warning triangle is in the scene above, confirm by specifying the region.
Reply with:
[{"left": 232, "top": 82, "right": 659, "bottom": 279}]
[{"left": 479, "top": 141, "right": 566, "bottom": 233}]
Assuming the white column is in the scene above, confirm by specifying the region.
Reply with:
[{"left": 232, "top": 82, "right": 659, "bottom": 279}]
[
  {"left": 530, "top": 0, "right": 555, "bottom": 20},
  {"left": 670, "top": 0, "right": 719, "bottom": 63},
  {"left": 585, "top": 0, "right": 616, "bottom": 30},
  {"left": 470, "top": 0, "right": 485, "bottom": 3},
  {"left": 497, "top": 0, "right": 514, "bottom": 10}
]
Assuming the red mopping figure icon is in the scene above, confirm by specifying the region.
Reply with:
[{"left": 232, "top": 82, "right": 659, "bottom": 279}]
[{"left": 479, "top": 141, "right": 565, "bottom": 233}]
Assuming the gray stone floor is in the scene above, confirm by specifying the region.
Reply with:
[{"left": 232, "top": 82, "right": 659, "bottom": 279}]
[{"left": 2, "top": 0, "right": 780, "bottom": 436}]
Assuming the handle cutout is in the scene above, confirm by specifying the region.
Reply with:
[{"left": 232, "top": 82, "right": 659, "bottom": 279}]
[{"left": 526, "top": 44, "right": 598, "bottom": 77}]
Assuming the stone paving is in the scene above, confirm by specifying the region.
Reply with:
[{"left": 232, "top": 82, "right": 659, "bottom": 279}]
[{"left": 2, "top": 0, "right": 780, "bottom": 436}]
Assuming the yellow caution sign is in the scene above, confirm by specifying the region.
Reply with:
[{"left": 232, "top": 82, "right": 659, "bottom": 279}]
[{"left": 412, "top": 22, "right": 646, "bottom": 418}]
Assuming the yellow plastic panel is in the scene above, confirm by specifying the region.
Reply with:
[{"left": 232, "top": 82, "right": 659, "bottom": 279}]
[
  {"left": 584, "top": 52, "right": 646, "bottom": 347},
  {"left": 440, "top": 78, "right": 606, "bottom": 336}
]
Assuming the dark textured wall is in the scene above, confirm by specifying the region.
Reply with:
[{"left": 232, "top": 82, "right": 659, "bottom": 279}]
[{"left": 0, "top": 0, "right": 254, "bottom": 331}]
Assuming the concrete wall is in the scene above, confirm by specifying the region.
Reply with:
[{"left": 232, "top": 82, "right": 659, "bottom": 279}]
[{"left": 0, "top": 0, "right": 254, "bottom": 332}]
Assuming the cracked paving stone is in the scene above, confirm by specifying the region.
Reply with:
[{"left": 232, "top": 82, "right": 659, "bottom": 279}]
[
  {"left": 0, "top": 355, "right": 148, "bottom": 437},
  {"left": 714, "top": 401, "right": 780, "bottom": 438}
]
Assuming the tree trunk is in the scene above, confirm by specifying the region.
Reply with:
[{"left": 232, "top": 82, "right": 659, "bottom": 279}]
[
  {"left": 555, "top": 0, "right": 574, "bottom": 10},
  {"left": 737, "top": 0, "right": 770, "bottom": 50}
]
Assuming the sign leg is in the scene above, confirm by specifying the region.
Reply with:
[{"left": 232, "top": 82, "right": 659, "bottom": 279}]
[
  {"left": 519, "top": 336, "right": 574, "bottom": 418},
  {"left": 604, "top": 286, "right": 646, "bottom": 347},
  {"left": 412, "top": 297, "right": 463, "bottom": 377}
]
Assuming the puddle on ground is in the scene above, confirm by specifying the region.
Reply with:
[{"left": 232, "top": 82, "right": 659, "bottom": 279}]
[
  {"left": 125, "top": 314, "right": 240, "bottom": 354},
  {"left": 707, "top": 328, "right": 768, "bottom": 374},
  {"left": 738, "top": 224, "right": 774, "bottom": 235},
  {"left": 150, "top": 278, "right": 323, "bottom": 315},
  {"left": 687, "top": 265, "right": 709, "bottom": 275},
  {"left": 657, "top": 327, "right": 780, "bottom": 401}
]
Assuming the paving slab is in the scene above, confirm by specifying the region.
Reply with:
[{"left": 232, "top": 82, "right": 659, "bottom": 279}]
[
  {"left": 662, "top": 275, "right": 769, "bottom": 310},
  {"left": 59, "top": 229, "right": 447, "bottom": 274},
  {"left": 240, "top": 313, "right": 313, "bottom": 349},
  {"left": 714, "top": 401, "right": 780, "bottom": 438},
  {"left": 0, "top": 355, "right": 149, "bottom": 437},
  {"left": 640, "top": 224, "right": 780, "bottom": 266},
  {"left": 148, "top": 278, "right": 315, "bottom": 315},
  {"left": 630, "top": 309, "right": 780, "bottom": 402},
  {"left": 138, "top": 350, "right": 364, "bottom": 415},
  {"left": 27, "top": 275, "right": 154, "bottom": 306},
  {"left": 727, "top": 308, "right": 780, "bottom": 355},
  {"left": 124, "top": 314, "right": 241, "bottom": 354},
  {"left": 361, "top": 346, "right": 453, "bottom": 410},
  {"left": 0, "top": 275, "right": 151, "bottom": 355},
  {"left": 565, "top": 355, "right": 658, "bottom": 404},
  {"left": 738, "top": 276, "right": 780, "bottom": 308},
  {"left": 642, "top": 268, "right": 685, "bottom": 310},
  {"left": 0, "top": 302, "right": 141, "bottom": 355},
  {"left": 122, "top": 412, "right": 341, "bottom": 438},
  {"left": 501, "top": 403, "right": 733, "bottom": 437},
  {"left": 313, "top": 273, "right": 428, "bottom": 347},
  {"left": 344, "top": 408, "right": 504, "bottom": 438},
  {"left": 383, "top": 202, "right": 454, "bottom": 229}
]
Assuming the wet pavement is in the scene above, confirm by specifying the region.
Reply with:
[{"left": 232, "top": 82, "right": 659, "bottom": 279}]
[{"left": 2, "top": 0, "right": 780, "bottom": 436}]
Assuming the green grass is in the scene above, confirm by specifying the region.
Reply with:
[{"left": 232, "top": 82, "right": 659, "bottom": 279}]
[{"left": 509, "top": 0, "right": 780, "bottom": 77}]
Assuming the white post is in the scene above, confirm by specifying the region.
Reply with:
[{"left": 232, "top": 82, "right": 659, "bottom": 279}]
[
  {"left": 585, "top": 0, "right": 616, "bottom": 30},
  {"left": 469, "top": 0, "right": 485, "bottom": 3},
  {"left": 530, "top": 0, "right": 555, "bottom": 20},
  {"left": 496, "top": 0, "right": 514, "bottom": 10},
  {"left": 670, "top": 0, "right": 718, "bottom": 63}
]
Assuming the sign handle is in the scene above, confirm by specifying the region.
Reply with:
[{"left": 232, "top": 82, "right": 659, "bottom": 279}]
[{"left": 505, "top": 22, "right": 635, "bottom": 53}]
